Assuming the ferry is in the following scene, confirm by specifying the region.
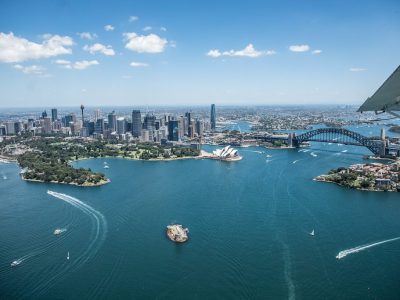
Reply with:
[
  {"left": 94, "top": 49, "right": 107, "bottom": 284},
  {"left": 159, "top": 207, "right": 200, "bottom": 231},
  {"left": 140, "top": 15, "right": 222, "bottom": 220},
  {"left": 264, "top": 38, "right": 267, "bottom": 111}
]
[{"left": 166, "top": 224, "right": 189, "bottom": 243}]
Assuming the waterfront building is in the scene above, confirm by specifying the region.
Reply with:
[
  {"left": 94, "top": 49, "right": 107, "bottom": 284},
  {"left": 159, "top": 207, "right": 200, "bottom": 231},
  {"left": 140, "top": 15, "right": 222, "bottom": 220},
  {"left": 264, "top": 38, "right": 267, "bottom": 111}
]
[
  {"left": 108, "top": 111, "right": 117, "bottom": 132},
  {"left": 211, "top": 104, "right": 216, "bottom": 131},
  {"left": 168, "top": 120, "right": 179, "bottom": 141},
  {"left": 51, "top": 108, "right": 58, "bottom": 122},
  {"left": 131, "top": 110, "right": 142, "bottom": 138}
]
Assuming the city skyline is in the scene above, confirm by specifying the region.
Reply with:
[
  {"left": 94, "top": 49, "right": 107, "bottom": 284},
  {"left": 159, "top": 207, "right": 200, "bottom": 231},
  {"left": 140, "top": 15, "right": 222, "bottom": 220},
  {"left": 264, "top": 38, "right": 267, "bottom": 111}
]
[{"left": 0, "top": 0, "right": 400, "bottom": 107}]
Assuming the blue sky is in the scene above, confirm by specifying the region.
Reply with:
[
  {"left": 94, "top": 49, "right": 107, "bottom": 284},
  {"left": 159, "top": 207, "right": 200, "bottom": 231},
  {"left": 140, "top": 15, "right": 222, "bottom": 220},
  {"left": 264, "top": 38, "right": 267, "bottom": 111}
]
[{"left": 0, "top": 0, "right": 399, "bottom": 107}]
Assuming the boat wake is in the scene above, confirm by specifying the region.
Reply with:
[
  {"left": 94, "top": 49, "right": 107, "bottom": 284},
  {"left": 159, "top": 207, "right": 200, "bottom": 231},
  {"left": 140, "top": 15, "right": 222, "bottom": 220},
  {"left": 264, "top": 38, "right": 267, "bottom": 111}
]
[
  {"left": 29, "top": 191, "right": 108, "bottom": 297},
  {"left": 47, "top": 190, "right": 107, "bottom": 265},
  {"left": 336, "top": 237, "right": 400, "bottom": 260}
]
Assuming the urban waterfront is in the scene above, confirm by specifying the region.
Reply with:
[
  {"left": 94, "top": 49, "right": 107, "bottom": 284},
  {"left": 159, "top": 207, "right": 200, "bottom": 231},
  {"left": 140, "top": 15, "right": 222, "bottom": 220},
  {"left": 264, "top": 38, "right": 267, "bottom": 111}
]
[{"left": 1, "top": 140, "right": 400, "bottom": 299}]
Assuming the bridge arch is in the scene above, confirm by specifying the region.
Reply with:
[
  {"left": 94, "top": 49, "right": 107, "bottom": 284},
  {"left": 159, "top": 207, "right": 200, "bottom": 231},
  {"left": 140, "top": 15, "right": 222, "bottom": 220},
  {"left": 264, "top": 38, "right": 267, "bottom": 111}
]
[{"left": 293, "top": 128, "right": 383, "bottom": 155}]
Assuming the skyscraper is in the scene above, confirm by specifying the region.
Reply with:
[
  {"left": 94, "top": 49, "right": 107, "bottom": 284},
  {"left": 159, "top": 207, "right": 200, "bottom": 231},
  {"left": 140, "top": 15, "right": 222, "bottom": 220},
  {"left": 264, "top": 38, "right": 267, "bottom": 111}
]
[
  {"left": 168, "top": 120, "right": 179, "bottom": 141},
  {"left": 80, "top": 104, "right": 85, "bottom": 125},
  {"left": 131, "top": 110, "right": 142, "bottom": 138},
  {"left": 210, "top": 104, "right": 216, "bottom": 131},
  {"left": 117, "top": 117, "right": 126, "bottom": 134},
  {"left": 144, "top": 113, "right": 156, "bottom": 141},
  {"left": 51, "top": 108, "right": 58, "bottom": 122},
  {"left": 108, "top": 111, "right": 117, "bottom": 132}
]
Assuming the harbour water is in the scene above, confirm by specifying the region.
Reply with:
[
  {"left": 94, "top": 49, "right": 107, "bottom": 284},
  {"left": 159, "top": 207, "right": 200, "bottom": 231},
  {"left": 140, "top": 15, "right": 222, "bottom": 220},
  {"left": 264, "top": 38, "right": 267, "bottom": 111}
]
[{"left": 1, "top": 141, "right": 400, "bottom": 298}]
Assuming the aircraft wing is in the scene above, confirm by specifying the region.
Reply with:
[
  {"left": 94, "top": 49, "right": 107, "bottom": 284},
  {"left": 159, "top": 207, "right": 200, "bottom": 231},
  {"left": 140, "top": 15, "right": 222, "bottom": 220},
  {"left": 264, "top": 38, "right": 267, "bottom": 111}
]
[{"left": 358, "top": 65, "right": 400, "bottom": 112}]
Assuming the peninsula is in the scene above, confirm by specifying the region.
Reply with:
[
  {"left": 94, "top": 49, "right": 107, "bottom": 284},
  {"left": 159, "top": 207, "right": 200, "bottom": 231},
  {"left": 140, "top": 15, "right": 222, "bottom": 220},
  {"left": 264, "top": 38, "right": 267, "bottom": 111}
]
[
  {"left": 315, "top": 161, "right": 400, "bottom": 192},
  {"left": 0, "top": 135, "right": 200, "bottom": 187}
]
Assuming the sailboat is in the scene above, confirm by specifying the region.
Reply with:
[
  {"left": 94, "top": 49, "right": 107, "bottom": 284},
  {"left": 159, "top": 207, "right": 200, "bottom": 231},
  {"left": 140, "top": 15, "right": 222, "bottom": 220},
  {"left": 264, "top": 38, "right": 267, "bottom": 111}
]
[
  {"left": 67, "top": 252, "right": 70, "bottom": 260},
  {"left": 310, "top": 230, "right": 315, "bottom": 236}
]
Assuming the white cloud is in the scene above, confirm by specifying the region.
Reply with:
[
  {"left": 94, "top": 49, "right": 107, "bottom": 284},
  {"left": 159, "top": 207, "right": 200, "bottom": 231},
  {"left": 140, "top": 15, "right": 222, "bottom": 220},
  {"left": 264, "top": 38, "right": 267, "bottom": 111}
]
[
  {"left": 104, "top": 25, "right": 115, "bottom": 31},
  {"left": 160, "top": 27, "right": 167, "bottom": 32},
  {"left": 312, "top": 49, "right": 322, "bottom": 55},
  {"left": 54, "top": 59, "right": 99, "bottom": 70},
  {"left": 207, "top": 49, "right": 222, "bottom": 58},
  {"left": 123, "top": 32, "right": 168, "bottom": 53},
  {"left": 130, "top": 61, "right": 149, "bottom": 67},
  {"left": 73, "top": 60, "right": 99, "bottom": 70},
  {"left": 143, "top": 26, "right": 152, "bottom": 31},
  {"left": 54, "top": 59, "right": 70, "bottom": 65},
  {"left": 129, "top": 16, "right": 139, "bottom": 22},
  {"left": 13, "top": 64, "right": 46, "bottom": 75},
  {"left": 207, "top": 44, "right": 275, "bottom": 58},
  {"left": 83, "top": 43, "right": 115, "bottom": 56},
  {"left": 0, "top": 32, "right": 73, "bottom": 63},
  {"left": 349, "top": 67, "right": 366, "bottom": 72},
  {"left": 78, "top": 32, "right": 97, "bottom": 40},
  {"left": 289, "top": 44, "right": 310, "bottom": 52}
]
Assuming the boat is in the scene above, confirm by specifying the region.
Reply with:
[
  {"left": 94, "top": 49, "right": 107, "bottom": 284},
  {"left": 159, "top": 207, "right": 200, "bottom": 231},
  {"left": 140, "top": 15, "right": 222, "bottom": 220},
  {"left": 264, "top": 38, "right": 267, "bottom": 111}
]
[
  {"left": 166, "top": 224, "right": 189, "bottom": 243},
  {"left": 11, "top": 259, "right": 21, "bottom": 267},
  {"left": 310, "top": 229, "right": 315, "bottom": 236},
  {"left": 104, "top": 165, "right": 109, "bottom": 169},
  {"left": 67, "top": 251, "right": 70, "bottom": 260},
  {"left": 54, "top": 228, "right": 66, "bottom": 235}
]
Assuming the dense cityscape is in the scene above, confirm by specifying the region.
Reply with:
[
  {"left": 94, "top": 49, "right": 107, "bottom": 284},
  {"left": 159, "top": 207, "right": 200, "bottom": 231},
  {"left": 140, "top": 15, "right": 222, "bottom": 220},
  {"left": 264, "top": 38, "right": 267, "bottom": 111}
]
[{"left": 2, "top": 0, "right": 400, "bottom": 299}]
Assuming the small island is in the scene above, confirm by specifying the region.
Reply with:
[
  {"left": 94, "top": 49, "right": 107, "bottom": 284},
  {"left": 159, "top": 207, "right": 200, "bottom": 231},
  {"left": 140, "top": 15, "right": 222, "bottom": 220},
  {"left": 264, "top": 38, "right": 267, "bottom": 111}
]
[
  {"left": 315, "top": 161, "right": 400, "bottom": 192},
  {"left": 0, "top": 135, "right": 200, "bottom": 187}
]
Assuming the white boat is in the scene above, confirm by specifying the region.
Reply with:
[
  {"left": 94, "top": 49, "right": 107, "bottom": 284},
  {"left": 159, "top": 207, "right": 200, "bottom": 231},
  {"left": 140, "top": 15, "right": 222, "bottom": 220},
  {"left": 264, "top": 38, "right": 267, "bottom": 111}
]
[
  {"left": 11, "top": 259, "right": 21, "bottom": 267},
  {"left": 67, "top": 252, "right": 70, "bottom": 260},
  {"left": 54, "top": 228, "right": 66, "bottom": 235},
  {"left": 310, "top": 230, "right": 315, "bottom": 236},
  {"left": 104, "top": 165, "right": 109, "bottom": 169}
]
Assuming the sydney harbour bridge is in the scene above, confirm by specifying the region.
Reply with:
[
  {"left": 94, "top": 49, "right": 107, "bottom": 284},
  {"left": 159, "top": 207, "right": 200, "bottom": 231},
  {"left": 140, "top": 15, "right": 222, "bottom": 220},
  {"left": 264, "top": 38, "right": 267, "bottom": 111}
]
[{"left": 253, "top": 127, "right": 398, "bottom": 156}]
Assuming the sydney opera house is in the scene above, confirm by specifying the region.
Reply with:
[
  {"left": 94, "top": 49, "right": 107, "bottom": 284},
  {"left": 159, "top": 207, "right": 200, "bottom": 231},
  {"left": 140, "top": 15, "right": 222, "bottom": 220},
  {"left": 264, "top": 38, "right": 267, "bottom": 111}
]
[{"left": 212, "top": 146, "right": 243, "bottom": 161}]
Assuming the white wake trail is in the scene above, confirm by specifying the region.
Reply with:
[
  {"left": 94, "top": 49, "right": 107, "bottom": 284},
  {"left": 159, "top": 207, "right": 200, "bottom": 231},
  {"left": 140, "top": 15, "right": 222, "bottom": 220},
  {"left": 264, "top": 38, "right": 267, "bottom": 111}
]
[
  {"left": 47, "top": 190, "right": 107, "bottom": 264},
  {"left": 336, "top": 237, "right": 400, "bottom": 259}
]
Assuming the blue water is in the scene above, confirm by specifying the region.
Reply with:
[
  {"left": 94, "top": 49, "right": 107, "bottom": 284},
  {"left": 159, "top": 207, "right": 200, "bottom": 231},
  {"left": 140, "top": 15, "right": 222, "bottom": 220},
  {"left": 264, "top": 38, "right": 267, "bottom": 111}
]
[{"left": 1, "top": 142, "right": 400, "bottom": 299}]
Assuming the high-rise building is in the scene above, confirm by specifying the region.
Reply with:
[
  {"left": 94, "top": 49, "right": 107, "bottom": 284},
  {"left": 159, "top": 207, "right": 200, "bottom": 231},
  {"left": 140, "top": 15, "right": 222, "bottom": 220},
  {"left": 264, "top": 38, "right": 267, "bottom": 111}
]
[
  {"left": 168, "top": 120, "right": 179, "bottom": 141},
  {"left": 117, "top": 117, "right": 126, "bottom": 134},
  {"left": 5, "top": 121, "right": 15, "bottom": 135},
  {"left": 95, "top": 118, "right": 105, "bottom": 134},
  {"left": 43, "top": 117, "right": 52, "bottom": 134},
  {"left": 51, "top": 108, "right": 58, "bottom": 122},
  {"left": 210, "top": 104, "right": 216, "bottom": 131},
  {"left": 185, "top": 112, "right": 191, "bottom": 136},
  {"left": 95, "top": 109, "right": 101, "bottom": 121},
  {"left": 108, "top": 111, "right": 117, "bottom": 132},
  {"left": 144, "top": 113, "right": 156, "bottom": 141},
  {"left": 131, "top": 110, "right": 142, "bottom": 138},
  {"left": 196, "top": 119, "right": 204, "bottom": 136}
]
